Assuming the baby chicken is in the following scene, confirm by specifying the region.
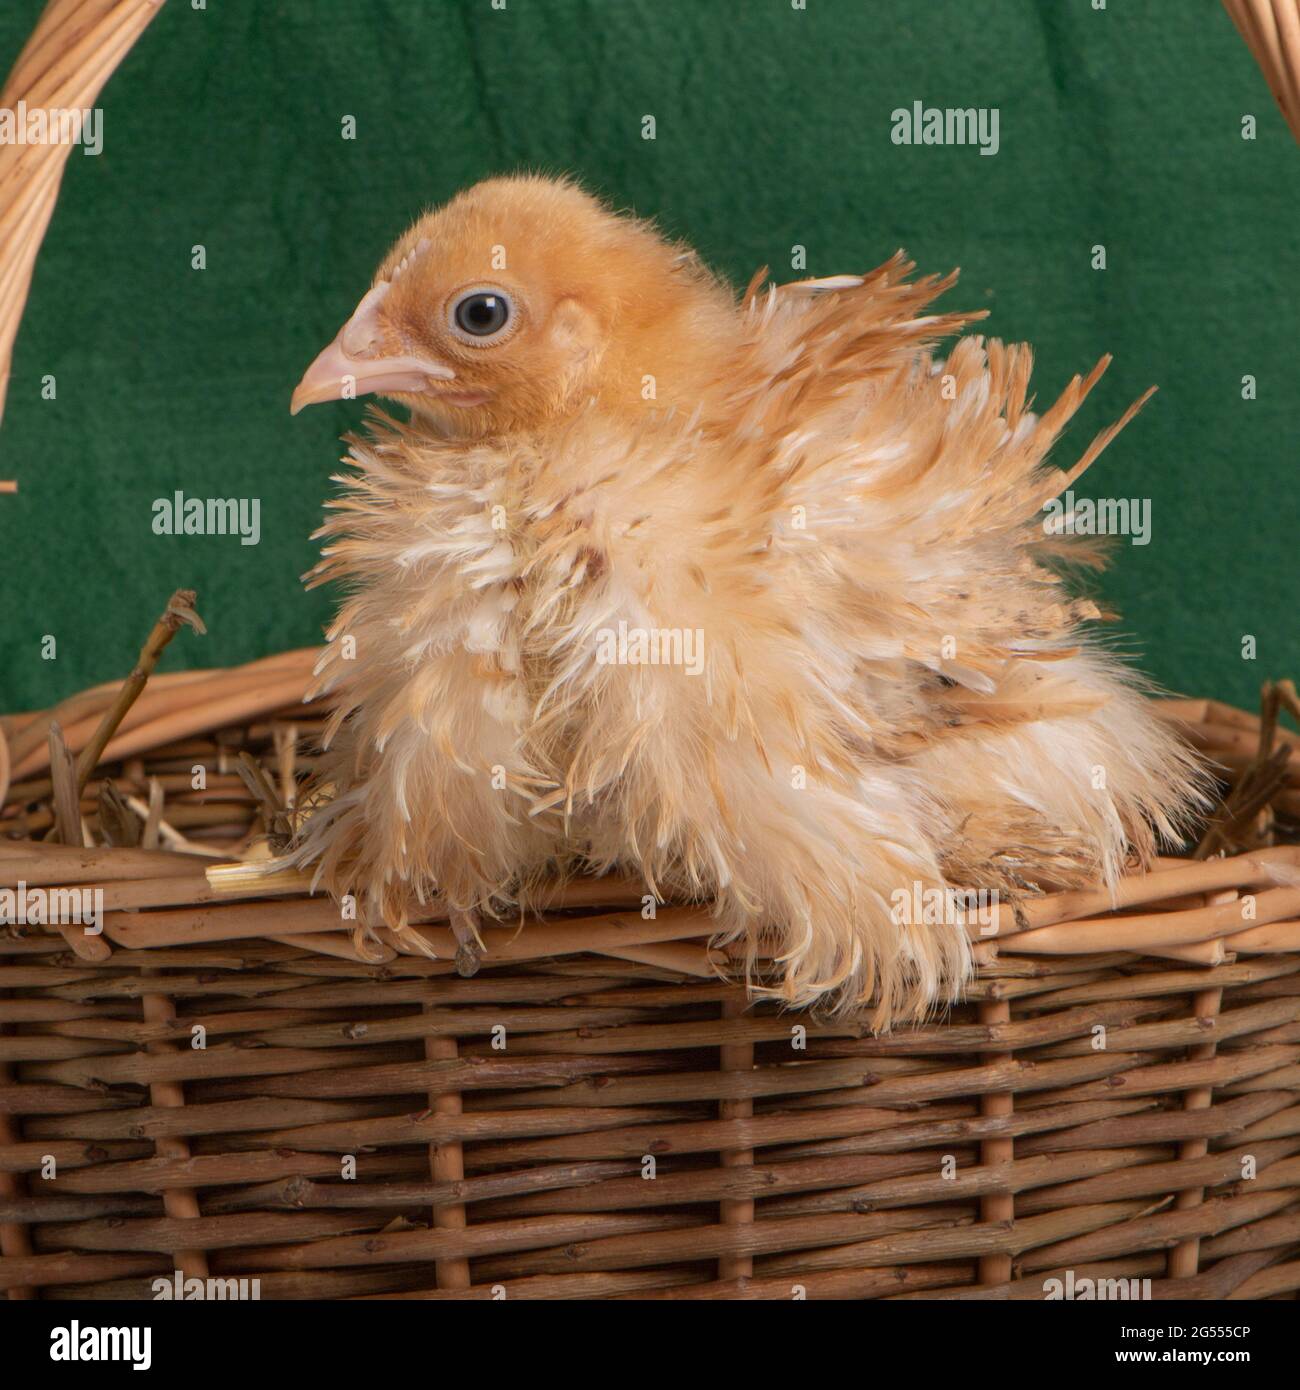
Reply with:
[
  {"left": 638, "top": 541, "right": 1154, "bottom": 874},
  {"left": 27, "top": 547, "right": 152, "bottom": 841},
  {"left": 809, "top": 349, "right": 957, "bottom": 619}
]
[{"left": 289, "top": 174, "right": 1204, "bottom": 1026}]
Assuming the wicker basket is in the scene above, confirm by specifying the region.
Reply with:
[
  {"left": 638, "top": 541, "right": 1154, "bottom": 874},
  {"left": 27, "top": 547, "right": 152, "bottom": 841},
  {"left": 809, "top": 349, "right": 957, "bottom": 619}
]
[
  {"left": 2, "top": 0, "right": 1299, "bottom": 1305},
  {"left": 2, "top": 649, "right": 1300, "bottom": 1301}
]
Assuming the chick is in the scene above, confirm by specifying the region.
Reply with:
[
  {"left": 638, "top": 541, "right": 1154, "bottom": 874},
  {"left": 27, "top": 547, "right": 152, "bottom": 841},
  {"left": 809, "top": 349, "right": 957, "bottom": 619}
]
[{"left": 289, "top": 175, "right": 1204, "bottom": 1026}]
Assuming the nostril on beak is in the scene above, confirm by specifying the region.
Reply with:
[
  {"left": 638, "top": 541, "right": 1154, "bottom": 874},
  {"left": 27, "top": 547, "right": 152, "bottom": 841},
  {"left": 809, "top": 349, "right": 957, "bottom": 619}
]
[
  {"left": 290, "top": 276, "right": 457, "bottom": 415},
  {"left": 339, "top": 283, "right": 392, "bottom": 358},
  {"left": 340, "top": 325, "right": 379, "bottom": 358}
]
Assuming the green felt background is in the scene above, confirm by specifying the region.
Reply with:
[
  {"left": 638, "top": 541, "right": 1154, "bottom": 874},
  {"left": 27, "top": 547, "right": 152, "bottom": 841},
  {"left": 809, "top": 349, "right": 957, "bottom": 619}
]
[{"left": 0, "top": 0, "right": 1295, "bottom": 714}]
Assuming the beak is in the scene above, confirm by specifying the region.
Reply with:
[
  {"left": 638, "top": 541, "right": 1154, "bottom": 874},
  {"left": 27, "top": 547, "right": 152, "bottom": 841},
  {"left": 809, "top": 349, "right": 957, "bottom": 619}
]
[{"left": 290, "top": 282, "right": 455, "bottom": 415}]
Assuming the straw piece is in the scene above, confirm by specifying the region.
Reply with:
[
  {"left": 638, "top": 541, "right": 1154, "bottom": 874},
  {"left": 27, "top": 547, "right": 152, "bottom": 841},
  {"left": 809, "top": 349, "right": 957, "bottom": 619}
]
[
  {"left": 96, "top": 780, "right": 141, "bottom": 848},
  {"left": 120, "top": 792, "right": 227, "bottom": 859},
  {"left": 75, "top": 590, "right": 205, "bottom": 796},
  {"left": 45, "top": 722, "right": 82, "bottom": 849}
]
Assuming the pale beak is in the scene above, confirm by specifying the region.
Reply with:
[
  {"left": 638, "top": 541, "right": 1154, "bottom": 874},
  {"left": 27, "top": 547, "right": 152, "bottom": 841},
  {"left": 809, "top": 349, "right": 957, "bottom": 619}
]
[{"left": 290, "top": 281, "right": 455, "bottom": 415}]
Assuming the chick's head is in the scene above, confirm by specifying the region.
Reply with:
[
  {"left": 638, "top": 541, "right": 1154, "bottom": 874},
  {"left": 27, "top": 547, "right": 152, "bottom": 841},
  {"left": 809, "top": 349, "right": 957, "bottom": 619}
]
[{"left": 291, "top": 175, "right": 730, "bottom": 436}]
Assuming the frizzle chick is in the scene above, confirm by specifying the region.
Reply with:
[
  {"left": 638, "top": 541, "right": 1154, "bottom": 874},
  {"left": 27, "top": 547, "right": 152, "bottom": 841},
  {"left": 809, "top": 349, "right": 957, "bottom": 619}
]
[{"left": 289, "top": 174, "right": 1204, "bottom": 1026}]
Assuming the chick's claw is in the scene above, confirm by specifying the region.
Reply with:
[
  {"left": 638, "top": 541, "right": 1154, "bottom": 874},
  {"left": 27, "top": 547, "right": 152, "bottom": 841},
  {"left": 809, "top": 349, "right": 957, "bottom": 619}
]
[{"left": 449, "top": 908, "right": 483, "bottom": 978}]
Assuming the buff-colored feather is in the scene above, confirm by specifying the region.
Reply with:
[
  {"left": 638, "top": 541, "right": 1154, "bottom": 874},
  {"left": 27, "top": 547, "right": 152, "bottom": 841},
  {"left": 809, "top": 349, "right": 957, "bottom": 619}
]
[{"left": 288, "top": 175, "right": 1207, "bottom": 1028}]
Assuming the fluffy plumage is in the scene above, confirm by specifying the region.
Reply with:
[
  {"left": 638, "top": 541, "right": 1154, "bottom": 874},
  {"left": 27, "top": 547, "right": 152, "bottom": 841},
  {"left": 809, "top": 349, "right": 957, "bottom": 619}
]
[{"left": 289, "top": 174, "right": 1205, "bottom": 1027}]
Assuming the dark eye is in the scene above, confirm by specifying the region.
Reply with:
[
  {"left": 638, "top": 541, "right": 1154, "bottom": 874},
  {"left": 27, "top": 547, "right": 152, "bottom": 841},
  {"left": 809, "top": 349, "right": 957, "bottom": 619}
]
[{"left": 452, "top": 289, "right": 511, "bottom": 340}]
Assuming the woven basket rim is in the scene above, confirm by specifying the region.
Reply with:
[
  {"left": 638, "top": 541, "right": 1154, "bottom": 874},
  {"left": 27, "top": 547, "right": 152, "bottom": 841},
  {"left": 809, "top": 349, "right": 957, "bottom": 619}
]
[{"left": 2, "top": 649, "right": 1298, "bottom": 981}]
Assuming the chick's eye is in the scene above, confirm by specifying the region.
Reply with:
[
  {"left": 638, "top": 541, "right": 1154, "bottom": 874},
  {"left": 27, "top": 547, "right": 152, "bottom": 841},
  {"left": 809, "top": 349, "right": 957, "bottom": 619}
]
[{"left": 452, "top": 290, "right": 511, "bottom": 340}]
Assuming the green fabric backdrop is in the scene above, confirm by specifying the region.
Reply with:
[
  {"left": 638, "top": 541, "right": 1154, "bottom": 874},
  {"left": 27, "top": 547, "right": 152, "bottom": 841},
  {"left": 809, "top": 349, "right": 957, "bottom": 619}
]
[{"left": 1, "top": 0, "right": 1295, "bottom": 713}]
